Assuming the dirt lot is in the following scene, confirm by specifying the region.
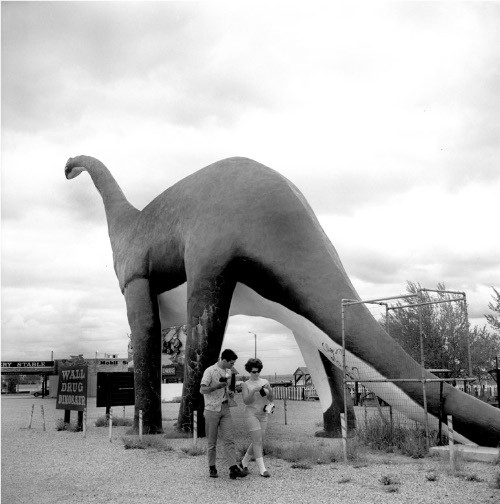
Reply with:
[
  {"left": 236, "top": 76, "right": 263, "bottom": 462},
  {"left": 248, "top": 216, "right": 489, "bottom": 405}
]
[{"left": 1, "top": 395, "right": 499, "bottom": 504}]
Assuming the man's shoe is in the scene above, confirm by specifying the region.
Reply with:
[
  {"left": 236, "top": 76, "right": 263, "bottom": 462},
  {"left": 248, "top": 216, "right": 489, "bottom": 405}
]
[
  {"left": 260, "top": 470, "right": 270, "bottom": 478},
  {"left": 229, "top": 465, "right": 247, "bottom": 479},
  {"left": 238, "top": 463, "right": 249, "bottom": 476},
  {"left": 209, "top": 466, "right": 218, "bottom": 478}
]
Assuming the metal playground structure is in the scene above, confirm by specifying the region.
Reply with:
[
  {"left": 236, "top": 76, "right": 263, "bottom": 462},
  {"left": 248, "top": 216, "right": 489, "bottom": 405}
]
[{"left": 341, "top": 287, "right": 472, "bottom": 455}]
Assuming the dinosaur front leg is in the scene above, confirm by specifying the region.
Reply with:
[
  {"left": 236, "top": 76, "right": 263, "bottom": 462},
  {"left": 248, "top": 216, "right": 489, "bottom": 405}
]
[
  {"left": 178, "top": 273, "right": 235, "bottom": 436},
  {"left": 125, "top": 278, "right": 163, "bottom": 434}
]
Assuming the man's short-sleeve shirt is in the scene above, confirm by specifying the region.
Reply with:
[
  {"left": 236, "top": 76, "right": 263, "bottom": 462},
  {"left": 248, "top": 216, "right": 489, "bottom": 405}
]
[{"left": 201, "top": 363, "right": 228, "bottom": 412}]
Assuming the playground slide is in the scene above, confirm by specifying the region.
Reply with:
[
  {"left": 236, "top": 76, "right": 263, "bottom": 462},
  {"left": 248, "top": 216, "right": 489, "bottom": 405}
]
[{"left": 230, "top": 283, "right": 499, "bottom": 447}]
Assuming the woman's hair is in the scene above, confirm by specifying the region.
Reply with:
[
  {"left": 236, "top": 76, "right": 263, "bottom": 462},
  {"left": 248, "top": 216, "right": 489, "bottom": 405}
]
[{"left": 244, "top": 358, "right": 263, "bottom": 373}]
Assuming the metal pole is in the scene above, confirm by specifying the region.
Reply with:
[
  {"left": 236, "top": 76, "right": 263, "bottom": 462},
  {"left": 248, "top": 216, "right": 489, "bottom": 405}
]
[
  {"left": 249, "top": 332, "right": 257, "bottom": 358},
  {"left": 386, "top": 304, "right": 390, "bottom": 337},
  {"left": 439, "top": 381, "right": 444, "bottom": 444},
  {"left": 283, "top": 395, "right": 288, "bottom": 425},
  {"left": 343, "top": 293, "right": 417, "bottom": 306},
  {"left": 387, "top": 297, "right": 465, "bottom": 311},
  {"left": 497, "top": 357, "right": 500, "bottom": 409},
  {"left": 420, "top": 288, "right": 466, "bottom": 296},
  {"left": 462, "top": 295, "right": 472, "bottom": 378},
  {"left": 341, "top": 300, "right": 349, "bottom": 442},
  {"left": 418, "top": 290, "right": 430, "bottom": 450}
]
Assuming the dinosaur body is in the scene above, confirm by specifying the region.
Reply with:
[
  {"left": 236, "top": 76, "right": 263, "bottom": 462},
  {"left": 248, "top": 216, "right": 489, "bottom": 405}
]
[{"left": 65, "top": 155, "right": 500, "bottom": 446}]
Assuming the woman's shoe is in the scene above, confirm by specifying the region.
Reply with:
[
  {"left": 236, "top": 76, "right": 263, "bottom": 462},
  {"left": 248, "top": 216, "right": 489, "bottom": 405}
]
[
  {"left": 260, "top": 470, "right": 270, "bottom": 478},
  {"left": 238, "top": 463, "right": 249, "bottom": 476}
]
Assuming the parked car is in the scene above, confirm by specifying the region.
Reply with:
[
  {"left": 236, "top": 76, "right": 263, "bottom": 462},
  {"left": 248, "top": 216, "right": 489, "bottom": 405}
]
[{"left": 32, "top": 389, "right": 49, "bottom": 397}]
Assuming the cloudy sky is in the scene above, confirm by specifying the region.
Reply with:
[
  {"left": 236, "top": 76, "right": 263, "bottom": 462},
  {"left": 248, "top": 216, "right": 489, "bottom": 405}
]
[{"left": 2, "top": 1, "right": 499, "bottom": 375}]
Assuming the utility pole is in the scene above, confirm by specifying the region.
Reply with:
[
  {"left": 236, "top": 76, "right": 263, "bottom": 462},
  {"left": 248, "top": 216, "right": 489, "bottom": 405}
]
[{"left": 249, "top": 332, "right": 257, "bottom": 358}]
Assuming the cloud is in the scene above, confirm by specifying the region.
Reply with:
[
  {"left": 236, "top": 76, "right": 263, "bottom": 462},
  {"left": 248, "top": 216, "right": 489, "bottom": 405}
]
[{"left": 2, "top": 2, "right": 499, "bottom": 373}]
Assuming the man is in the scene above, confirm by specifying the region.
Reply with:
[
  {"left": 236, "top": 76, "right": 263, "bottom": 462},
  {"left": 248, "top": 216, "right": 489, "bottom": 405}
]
[{"left": 200, "top": 349, "right": 247, "bottom": 479}]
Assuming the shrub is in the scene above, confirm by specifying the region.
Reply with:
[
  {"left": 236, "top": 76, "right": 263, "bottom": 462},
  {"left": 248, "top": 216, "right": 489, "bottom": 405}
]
[
  {"left": 461, "top": 473, "right": 484, "bottom": 483},
  {"left": 425, "top": 470, "right": 438, "bottom": 481},
  {"left": 291, "top": 463, "right": 312, "bottom": 469},
  {"left": 494, "top": 472, "right": 500, "bottom": 489},
  {"left": 379, "top": 475, "right": 400, "bottom": 486},
  {"left": 180, "top": 444, "right": 206, "bottom": 456},
  {"left": 379, "top": 475, "right": 400, "bottom": 493},
  {"left": 55, "top": 419, "right": 80, "bottom": 432},
  {"left": 384, "top": 485, "right": 399, "bottom": 493},
  {"left": 121, "top": 436, "right": 174, "bottom": 451},
  {"left": 264, "top": 441, "right": 340, "bottom": 465},
  {"left": 95, "top": 415, "right": 133, "bottom": 427},
  {"left": 356, "top": 417, "right": 435, "bottom": 458}
]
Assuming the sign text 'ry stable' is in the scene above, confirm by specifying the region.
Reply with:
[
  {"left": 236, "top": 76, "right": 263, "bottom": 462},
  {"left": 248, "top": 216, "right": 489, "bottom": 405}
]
[{"left": 56, "top": 365, "right": 88, "bottom": 411}]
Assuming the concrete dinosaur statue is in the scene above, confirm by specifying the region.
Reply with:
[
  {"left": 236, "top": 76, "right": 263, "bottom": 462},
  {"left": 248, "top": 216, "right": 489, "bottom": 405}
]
[{"left": 65, "top": 155, "right": 500, "bottom": 446}]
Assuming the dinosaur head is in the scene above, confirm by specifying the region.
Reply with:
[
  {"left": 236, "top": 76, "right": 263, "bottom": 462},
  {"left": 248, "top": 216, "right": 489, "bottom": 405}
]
[{"left": 65, "top": 156, "right": 87, "bottom": 179}]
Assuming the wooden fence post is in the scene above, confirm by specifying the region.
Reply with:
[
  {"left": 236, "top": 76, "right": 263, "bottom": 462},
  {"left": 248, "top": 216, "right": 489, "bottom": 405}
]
[
  {"left": 108, "top": 408, "right": 113, "bottom": 442},
  {"left": 341, "top": 413, "right": 348, "bottom": 463},
  {"left": 28, "top": 404, "right": 34, "bottom": 429},
  {"left": 447, "top": 415, "right": 455, "bottom": 471},
  {"left": 193, "top": 410, "right": 197, "bottom": 445}
]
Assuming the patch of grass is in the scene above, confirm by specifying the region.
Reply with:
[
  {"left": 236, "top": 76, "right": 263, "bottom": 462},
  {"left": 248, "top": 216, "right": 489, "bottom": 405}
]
[
  {"left": 264, "top": 441, "right": 341, "bottom": 465},
  {"left": 180, "top": 444, "right": 206, "bottom": 456},
  {"left": 379, "top": 475, "right": 400, "bottom": 486},
  {"left": 55, "top": 419, "right": 80, "bottom": 432},
  {"left": 95, "top": 415, "right": 133, "bottom": 427},
  {"left": 162, "top": 429, "right": 191, "bottom": 439},
  {"left": 494, "top": 472, "right": 500, "bottom": 489},
  {"left": 379, "top": 475, "right": 400, "bottom": 493},
  {"left": 458, "top": 472, "right": 484, "bottom": 483},
  {"left": 345, "top": 437, "right": 361, "bottom": 461},
  {"left": 291, "top": 463, "right": 312, "bottom": 469},
  {"left": 447, "top": 449, "right": 466, "bottom": 475},
  {"left": 356, "top": 417, "right": 436, "bottom": 458},
  {"left": 425, "top": 470, "right": 438, "bottom": 481},
  {"left": 383, "top": 485, "right": 400, "bottom": 493},
  {"left": 121, "top": 435, "right": 174, "bottom": 451}
]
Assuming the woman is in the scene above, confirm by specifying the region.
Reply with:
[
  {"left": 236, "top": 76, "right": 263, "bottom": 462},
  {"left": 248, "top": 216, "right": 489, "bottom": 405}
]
[{"left": 240, "top": 358, "right": 274, "bottom": 477}]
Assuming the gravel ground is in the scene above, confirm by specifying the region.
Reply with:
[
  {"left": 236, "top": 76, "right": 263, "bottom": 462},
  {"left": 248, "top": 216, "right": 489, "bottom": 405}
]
[{"left": 2, "top": 396, "right": 499, "bottom": 504}]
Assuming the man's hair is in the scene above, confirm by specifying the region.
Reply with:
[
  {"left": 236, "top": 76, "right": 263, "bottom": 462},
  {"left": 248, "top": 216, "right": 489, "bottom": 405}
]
[
  {"left": 244, "top": 358, "right": 263, "bottom": 373},
  {"left": 221, "top": 349, "right": 238, "bottom": 361}
]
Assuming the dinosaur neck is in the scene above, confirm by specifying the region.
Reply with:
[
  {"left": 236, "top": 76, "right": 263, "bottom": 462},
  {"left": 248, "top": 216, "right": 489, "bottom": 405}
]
[{"left": 78, "top": 156, "right": 139, "bottom": 234}]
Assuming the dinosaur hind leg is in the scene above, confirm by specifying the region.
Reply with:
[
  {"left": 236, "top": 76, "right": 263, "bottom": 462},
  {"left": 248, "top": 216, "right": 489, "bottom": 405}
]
[{"left": 294, "top": 332, "right": 355, "bottom": 437}]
